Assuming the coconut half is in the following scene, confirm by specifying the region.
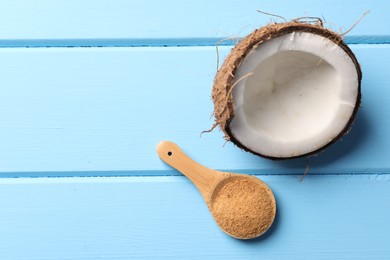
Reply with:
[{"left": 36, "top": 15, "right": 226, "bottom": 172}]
[{"left": 212, "top": 22, "right": 361, "bottom": 159}]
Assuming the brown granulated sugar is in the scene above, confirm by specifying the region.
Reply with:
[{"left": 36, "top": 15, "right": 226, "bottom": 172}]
[{"left": 210, "top": 176, "right": 276, "bottom": 239}]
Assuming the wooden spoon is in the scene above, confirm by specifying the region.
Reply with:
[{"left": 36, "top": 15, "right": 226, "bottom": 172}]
[{"left": 157, "top": 141, "right": 276, "bottom": 239}]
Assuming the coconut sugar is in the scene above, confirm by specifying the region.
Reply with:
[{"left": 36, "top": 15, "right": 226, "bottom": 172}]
[{"left": 210, "top": 177, "right": 276, "bottom": 239}]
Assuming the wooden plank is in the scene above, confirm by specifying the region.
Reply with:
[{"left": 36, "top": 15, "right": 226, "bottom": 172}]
[
  {"left": 0, "top": 0, "right": 387, "bottom": 45},
  {"left": 0, "top": 175, "right": 389, "bottom": 259},
  {"left": 0, "top": 45, "right": 389, "bottom": 176}
]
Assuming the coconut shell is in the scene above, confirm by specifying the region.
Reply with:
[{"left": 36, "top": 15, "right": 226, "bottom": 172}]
[{"left": 212, "top": 21, "right": 362, "bottom": 160}]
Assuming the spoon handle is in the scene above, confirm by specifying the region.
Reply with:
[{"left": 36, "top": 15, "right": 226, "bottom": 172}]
[{"left": 156, "top": 141, "right": 221, "bottom": 196}]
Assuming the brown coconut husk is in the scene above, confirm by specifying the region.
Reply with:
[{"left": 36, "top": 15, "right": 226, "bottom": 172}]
[{"left": 212, "top": 21, "right": 362, "bottom": 160}]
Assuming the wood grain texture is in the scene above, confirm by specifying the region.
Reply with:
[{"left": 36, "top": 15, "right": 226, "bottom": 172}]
[
  {"left": 0, "top": 0, "right": 387, "bottom": 45},
  {"left": 0, "top": 1, "right": 388, "bottom": 259},
  {"left": 0, "top": 175, "right": 389, "bottom": 259},
  {"left": 0, "top": 45, "right": 389, "bottom": 176},
  {"left": 156, "top": 141, "right": 226, "bottom": 199}
]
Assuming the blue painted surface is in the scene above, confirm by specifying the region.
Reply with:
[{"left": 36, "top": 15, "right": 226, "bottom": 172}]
[
  {"left": 0, "top": 0, "right": 389, "bottom": 259},
  {"left": 0, "top": 45, "right": 389, "bottom": 175},
  {"left": 0, "top": 175, "right": 389, "bottom": 259},
  {"left": 0, "top": 0, "right": 388, "bottom": 40}
]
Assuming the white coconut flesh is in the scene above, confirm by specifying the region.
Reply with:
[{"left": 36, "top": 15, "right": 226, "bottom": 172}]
[{"left": 230, "top": 32, "right": 359, "bottom": 158}]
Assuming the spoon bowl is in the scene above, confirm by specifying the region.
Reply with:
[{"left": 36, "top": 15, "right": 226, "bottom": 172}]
[{"left": 157, "top": 141, "right": 276, "bottom": 239}]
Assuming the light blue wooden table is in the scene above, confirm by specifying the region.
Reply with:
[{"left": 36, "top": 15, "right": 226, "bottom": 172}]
[{"left": 1, "top": 1, "right": 390, "bottom": 259}]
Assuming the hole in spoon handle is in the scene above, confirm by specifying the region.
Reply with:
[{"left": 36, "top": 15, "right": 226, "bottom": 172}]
[
  {"left": 156, "top": 140, "right": 200, "bottom": 173},
  {"left": 156, "top": 141, "right": 215, "bottom": 193}
]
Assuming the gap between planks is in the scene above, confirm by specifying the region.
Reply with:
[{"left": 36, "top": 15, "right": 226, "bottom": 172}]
[
  {"left": 1, "top": 170, "right": 390, "bottom": 178},
  {"left": 0, "top": 36, "right": 388, "bottom": 48}
]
